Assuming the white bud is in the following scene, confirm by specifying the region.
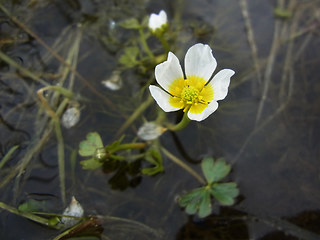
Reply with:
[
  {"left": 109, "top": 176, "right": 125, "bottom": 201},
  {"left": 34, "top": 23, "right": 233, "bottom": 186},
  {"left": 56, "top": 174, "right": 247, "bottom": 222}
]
[
  {"left": 102, "top": 70, "right": 123, "bottom": 91},
  {"left": 61, "top": 196, "right": 84, "bottom": 228},
  {"left": 137, "top": 122, "right": 166, "bottom": 141},
  {"left": 148, "top": 10, "right": 168, "bottom": 31},
  {"left": 62, "top": 107, "right": 81, "bottom": 129}
]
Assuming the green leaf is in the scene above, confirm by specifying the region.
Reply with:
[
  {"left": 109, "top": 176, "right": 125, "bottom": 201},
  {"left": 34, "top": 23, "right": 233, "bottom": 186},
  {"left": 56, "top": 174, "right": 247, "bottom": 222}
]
[
  {"left": 210, "top": 182, "right": 239, "bottom": 206},
  {"left": 80, "top": 158, "right": 103, "bottom": 170},
  {"left": 119, "top": 47, "right": 140, "bottom": 68},
  {"left": 198, "top": 190, "right": 212, "bottom": 218},
  {"left": 185, "top": 200, "right": 198, "bottom": 215},
  {"left": 18, "top": 199, "right": 47, "bottom": 212},
  {"left": 142, "top": 149, "right": 164, "bottom": 176},
  {"left": 79, "top": 132, "right": 103, "bottom": 157},
  {"left": 119, "top": 18, "right": 141, "bottom": 29},
  {"left": 201, "top": 157, "right": 231, "bottom": 184},
  {"left": 179, "top": 187, "right": 213, "bottom": 218},
  {"left": 179, "top": 187, "right": 204, "bottom": 207}
]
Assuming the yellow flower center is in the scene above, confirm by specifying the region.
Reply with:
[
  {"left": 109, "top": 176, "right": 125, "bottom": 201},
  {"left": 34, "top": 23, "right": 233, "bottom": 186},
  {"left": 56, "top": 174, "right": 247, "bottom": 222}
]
[
  {"left": 181, "top": 85, "right": 199, "bottom": 104},
  {"left": 168, "top": 76, "right": 214, "bottom": 114}
]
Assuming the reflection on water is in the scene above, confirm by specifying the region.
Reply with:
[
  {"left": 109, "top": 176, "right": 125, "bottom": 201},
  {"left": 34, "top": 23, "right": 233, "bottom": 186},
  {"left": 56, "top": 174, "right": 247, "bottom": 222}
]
[{"left": 0, "top": 0, "right": 320, "bottom": 239}]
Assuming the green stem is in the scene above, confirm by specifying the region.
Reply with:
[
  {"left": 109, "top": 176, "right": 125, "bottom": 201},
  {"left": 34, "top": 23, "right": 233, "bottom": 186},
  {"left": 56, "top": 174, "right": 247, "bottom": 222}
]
[
  {"left": 0, "top": 202, "right": 60, "bottom": 229},
  {"left": 161, "top": 147, "right": 206, "bottom": 185},
  {"left": 158, "top": 34, "right": 170, "bottom": 53},
  {"left": 109, "top": 142, "right": 147, "bottom": 154},
  {"left": 0, "top": 51, "right": 49, "bottom": 86},
  {"left": 167, "top": 111, "right": 191, "bottom": 131},
  {"left": 0, "top": 145, "right": 19, "bottom": 170},
  {"left": 139, "top": 28, "right": 154, "bottom": 59}
]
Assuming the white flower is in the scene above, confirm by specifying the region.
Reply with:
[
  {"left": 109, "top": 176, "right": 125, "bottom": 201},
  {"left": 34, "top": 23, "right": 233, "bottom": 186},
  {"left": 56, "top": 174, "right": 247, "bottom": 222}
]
[
  {"left": 149, "top": 43, "right": 235, "bottom": 122},
  {"left": 148, "top": 10, "right": 168, "bottom": 31},
  {"left": 137, "top": 122, "right": 166, "bottom": 141}
]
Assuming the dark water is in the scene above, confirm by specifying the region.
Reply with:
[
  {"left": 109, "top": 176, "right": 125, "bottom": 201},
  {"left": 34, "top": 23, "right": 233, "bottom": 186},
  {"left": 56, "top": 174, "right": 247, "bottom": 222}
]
[{"left": 0, "top": 0, "right": 320, "bottom": 239}]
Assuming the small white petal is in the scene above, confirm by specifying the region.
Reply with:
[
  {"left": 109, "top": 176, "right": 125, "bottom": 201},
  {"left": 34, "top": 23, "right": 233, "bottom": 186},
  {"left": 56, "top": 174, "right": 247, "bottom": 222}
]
[
  {"left": 155, "top": 52, "right": 184, "bottom": 92},
  {"left": 208, "top": 69, "right": 235, "bottom": 101},
  {"left": 187, "top": 101, "right": 219, "bottom": 121},
  {"left": 149, "top": 85, "right": 180, "bottom": 112},
  {"left": 185, "top": 43, "right": 217, "bottom": 81},
  {"left": 159, "top": 10, "right": 167, "bottom": 22},
  {"left": 137, "top": 122, "right": 165, "bottom": 141}
]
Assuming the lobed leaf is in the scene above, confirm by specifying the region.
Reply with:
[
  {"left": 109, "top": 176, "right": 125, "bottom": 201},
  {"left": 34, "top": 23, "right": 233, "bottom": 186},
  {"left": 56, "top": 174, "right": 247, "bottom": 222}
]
[
  {"left": 210, "top": 182, "right": 239, "bottom": 206},
  {"left": 201, "top": 157, "right": 231, "bottom": 184},
  {"left": 79, "top": 132, "right": 103, "bottom": 157},
  {"left": 179, "top": 187, "right": 212, "bottom": 217},
  {"left": 80, "top": 158, "right": 103, "bottom": 170},
  {"left": 198, "top": 190, "right": 212, "bottom": 218}
]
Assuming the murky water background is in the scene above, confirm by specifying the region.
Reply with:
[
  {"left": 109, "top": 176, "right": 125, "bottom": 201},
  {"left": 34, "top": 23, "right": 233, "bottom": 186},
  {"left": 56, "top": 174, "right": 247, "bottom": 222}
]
[{"left": 0, "top": 0, "right": 320, "bottom": 239}]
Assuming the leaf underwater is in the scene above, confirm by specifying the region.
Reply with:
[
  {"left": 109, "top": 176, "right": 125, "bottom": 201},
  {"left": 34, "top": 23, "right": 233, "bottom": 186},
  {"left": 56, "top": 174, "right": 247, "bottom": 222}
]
[
  {"left": 201, "top": 157, "right": 231, "bottom": 184},
  {"left": 79, "top": 132, "right": 104, "bottom": 157},
  {"left": 210, "top": 183, "right": 239, "bottom": 206}
]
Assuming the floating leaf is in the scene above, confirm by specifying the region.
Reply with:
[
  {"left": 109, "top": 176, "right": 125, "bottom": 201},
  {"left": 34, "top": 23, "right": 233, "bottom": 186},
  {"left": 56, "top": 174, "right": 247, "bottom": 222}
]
[
  {"left": 179, "top": 187, "right": 204, "bottom": 207},
  {"left": 210, "top": 182, "right": 239, "bottom": 206},
  {"left": 179, "top": 187, "right": 210, "bottom": 216},
  {"left": 80, "top": 158, "right": 103, "bottom": 170},
  {"left": 201, "top": 157, "right": 231, "bottom": 184},
  {"left": 119, "top": 18, "right": 141, "bottom": 29},
  {"left": 198, "top": 189, "right": 212, "bottom": 218},
  {"left": 79, "top": 132, "right": 103, "bottom": 157},
  {"left": 142, "top": 149, "right": 163, "bottom": 176}
]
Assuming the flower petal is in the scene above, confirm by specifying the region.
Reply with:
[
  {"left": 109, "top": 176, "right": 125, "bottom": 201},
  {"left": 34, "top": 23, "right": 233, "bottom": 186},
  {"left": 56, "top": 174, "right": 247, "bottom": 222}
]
[
  {"left": 187, "top": 101, "right": 219, "bottom": 121},
  {"left": 148, "top": 10, "right": 167, "bottom": 30},
  {"left": 208, "top": 69, "right": 235, "bottom": 101},
  {"left": 159, "top": 10, "right": 167, "bottom": 23},
  {"left": 155, "top": 52, "right": 184, "bottom": 92},
  {"left": 149, "top": 85, "right": 181, "bottom": 112},
  {"left": 185, "top": 43, "right": 217, "bottom": 81}
]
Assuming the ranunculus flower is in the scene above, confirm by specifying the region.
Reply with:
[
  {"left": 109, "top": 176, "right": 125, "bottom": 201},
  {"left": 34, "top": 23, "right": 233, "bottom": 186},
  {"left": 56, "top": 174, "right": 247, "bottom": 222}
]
[{"left": 149, "top": 43, "right": 235, "bottom": 121}]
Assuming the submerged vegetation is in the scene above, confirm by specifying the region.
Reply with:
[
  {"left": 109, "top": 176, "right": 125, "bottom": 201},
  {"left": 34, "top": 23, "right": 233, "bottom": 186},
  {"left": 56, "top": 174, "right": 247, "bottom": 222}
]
[{"left": 0, "top": 0, "right": 320, "bottom": 239}]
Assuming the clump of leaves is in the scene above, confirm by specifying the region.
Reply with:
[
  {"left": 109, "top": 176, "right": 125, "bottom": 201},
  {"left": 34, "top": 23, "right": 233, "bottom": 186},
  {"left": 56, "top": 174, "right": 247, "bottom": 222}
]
[
  {"left": 179, "top": 157, "right": 239, "bottom": 218},
  {"left": 78, "top": 132, "right": 164, "bottom": 176}
]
